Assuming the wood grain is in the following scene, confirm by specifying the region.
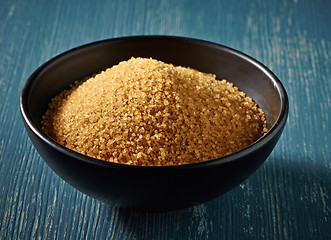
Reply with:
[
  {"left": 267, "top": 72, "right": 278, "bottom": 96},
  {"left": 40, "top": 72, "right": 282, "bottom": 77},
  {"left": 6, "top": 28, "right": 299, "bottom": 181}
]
[{"left": 0, "top": 0, "right": 330, "bottom": 239}]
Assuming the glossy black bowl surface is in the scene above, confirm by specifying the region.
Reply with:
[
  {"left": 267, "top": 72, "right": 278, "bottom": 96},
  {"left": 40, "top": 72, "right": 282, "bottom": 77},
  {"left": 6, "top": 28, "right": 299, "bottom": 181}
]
[{"left": 20, "top": 36, "right": 288, "bottom": 211}]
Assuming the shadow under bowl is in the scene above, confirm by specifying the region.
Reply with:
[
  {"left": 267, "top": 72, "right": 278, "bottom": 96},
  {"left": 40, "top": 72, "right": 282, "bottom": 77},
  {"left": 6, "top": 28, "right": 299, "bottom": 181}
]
[{"left": 20, "top": 36, "right": 289, "bottom": 211}]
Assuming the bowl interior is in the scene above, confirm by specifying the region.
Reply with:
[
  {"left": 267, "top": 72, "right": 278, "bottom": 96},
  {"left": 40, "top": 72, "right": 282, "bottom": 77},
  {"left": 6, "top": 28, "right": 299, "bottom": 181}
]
[{"left": 25, "top": 36, "right": 285, "bottom": 143}]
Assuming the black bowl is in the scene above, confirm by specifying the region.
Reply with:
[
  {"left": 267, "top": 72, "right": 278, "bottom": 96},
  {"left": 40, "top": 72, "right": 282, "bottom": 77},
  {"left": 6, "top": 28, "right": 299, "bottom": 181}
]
[{"left": 20, "top": 36, "right": 288, "bottom": 211}]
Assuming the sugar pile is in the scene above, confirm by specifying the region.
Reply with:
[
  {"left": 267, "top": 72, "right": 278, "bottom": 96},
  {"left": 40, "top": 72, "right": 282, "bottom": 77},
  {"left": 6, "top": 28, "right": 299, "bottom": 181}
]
[{"left": 42, "top": 57, "right": 267, "bottom": 166}]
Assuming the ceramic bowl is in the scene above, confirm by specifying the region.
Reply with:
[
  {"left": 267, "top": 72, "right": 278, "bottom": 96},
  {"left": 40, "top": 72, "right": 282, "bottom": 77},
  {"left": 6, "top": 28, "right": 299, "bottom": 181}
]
[{"left": 20, "top": 36, "right": 288, "bottom": 211}]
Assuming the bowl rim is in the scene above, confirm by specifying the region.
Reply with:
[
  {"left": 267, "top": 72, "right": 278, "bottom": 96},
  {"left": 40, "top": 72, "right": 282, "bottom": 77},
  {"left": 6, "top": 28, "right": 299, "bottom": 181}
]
[{"left": 19, "top": 35, "right": 289, "bottom": 171}]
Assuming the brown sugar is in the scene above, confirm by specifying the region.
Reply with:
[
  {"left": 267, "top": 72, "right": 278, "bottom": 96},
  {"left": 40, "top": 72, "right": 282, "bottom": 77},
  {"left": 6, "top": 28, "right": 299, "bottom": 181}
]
[{"left": 41, "top": 57, "right": 267, "bottom": 166}]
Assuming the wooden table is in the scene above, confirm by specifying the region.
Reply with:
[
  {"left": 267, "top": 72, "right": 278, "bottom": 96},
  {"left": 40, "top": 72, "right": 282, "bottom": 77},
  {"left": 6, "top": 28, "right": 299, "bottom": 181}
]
[{"left": 1, "top": 0, "right": 330, "bottom": 239}]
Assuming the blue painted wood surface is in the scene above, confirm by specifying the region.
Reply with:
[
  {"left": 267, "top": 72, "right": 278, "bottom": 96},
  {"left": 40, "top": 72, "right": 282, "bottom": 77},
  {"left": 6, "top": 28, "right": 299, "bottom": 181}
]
[{"left": 0, "top": 0, "right": 330, "bottom": 239}]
